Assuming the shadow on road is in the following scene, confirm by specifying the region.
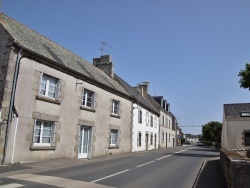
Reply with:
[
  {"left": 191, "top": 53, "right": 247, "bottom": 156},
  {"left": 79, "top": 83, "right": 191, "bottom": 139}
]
[
  {"left": 173, "top": 153, "right": 219, "bottom": 158},
  {"left": 189, "top": 148, "right": 217, "bottom": 152},
  {"left": 195, "top": 159, "right": 227, "bottom": 188}
]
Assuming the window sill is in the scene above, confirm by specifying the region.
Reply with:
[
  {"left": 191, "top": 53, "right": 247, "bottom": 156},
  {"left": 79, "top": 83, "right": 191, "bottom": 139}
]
[
  {"left": 36, "top": 95, "right": 61, "bottom": 105},
  {"left": 30, "top": 146, "right": 56, "bottom": 150},
  {"left": 110, "top": 113, "right": 120, "bottom": 119},
  {"left": 80, "top": 106, "right": 96, "bottom": 112},
  {"left": 109, "top": 145, "right": 119, "bottom": 149}
]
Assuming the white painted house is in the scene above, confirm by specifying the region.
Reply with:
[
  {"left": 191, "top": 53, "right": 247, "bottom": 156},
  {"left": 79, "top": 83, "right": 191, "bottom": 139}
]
[{"left": 115, "top": 77, "right": 160, "bottom": 152}]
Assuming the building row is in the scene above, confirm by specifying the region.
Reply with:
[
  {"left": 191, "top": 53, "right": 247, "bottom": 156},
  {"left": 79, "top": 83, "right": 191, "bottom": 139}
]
[{"left": 0, "top": 13, "right": 177, "bottom": 164}]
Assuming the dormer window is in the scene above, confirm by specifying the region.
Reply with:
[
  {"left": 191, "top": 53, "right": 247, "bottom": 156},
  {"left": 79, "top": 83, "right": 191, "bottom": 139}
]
[{"left": 241, "top": 112, "right": 250, "bottom": 117}]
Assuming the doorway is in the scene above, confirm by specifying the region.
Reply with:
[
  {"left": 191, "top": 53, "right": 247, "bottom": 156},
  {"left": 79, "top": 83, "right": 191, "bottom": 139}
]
[{"left": 78, "top": 126, "right": 91, "bottom": 158}]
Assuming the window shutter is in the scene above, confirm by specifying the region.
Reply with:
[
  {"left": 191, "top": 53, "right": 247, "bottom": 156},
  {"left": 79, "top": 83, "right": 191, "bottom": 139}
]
[
  {"left": 92, "top": 93, "right": 95, "bottom": 109},
  {"left": 118, "top": 101, "right": 120, "bottom": 115},
  {"left": 51, "top": 123, "right": 56, "bottom": 147},
  {"left": 39, "top": 72, "right": 43, "bottom": 95},
  {"left": 56, "top": 80, "right": 61, "bottom": 100},
  {"left": 32, "top": 119, "right": 37, "bottom": 144}
]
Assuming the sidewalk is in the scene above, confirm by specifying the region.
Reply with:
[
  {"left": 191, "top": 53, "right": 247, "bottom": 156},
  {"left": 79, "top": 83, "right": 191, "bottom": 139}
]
[{"left": 194, "top": 157, "right": 227, "bottom": 188}]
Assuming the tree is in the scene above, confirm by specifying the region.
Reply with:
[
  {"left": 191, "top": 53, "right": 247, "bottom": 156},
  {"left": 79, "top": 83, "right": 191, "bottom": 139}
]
[
  {"left": 202, "top": 121, "right": 222, "bottom": 144},
  {"left": 238, "top": 63, "right": 250, "bottom": 90}
]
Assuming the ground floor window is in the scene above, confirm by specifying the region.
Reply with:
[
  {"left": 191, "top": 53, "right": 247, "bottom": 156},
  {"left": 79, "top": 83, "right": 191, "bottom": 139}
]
[
  {"left": 162, "top": 132, "right": 164, "bottom": 143},
  {"left": 150, "top": 133, "right": 153, "bottom": 145},
  {"left": 245, "top": 131, "right": 250, "bottom": 145},
  {"left": 138, "top": 132, "right": 142, "bottom": 146},
  {"left": 33, "top": 120, "right": 55, "bottom": 146},
  {"left": 110, "top": 129, "right": 118, "bottom": 146}
]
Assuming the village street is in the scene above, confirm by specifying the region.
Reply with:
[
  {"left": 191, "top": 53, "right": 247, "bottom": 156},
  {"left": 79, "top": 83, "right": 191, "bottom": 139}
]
[{"left": 0, "top": 146, "right": 222, "bottom": 188}]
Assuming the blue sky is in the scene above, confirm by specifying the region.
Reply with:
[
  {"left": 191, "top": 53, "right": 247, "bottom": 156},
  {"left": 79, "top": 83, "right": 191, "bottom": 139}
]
[{"left": 2, "top": 0, "right": 250, "bottom": 134}]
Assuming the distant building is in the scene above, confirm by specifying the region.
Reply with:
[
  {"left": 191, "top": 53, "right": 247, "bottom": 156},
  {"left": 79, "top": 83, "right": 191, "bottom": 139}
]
[{"left": 185, "top": 134, "right": 199, "bottom": 144}]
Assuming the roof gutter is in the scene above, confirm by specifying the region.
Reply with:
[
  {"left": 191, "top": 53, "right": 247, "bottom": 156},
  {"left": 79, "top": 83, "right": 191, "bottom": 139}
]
[{"left": 2, "top": 45, "right": 22, "bottom": 165}]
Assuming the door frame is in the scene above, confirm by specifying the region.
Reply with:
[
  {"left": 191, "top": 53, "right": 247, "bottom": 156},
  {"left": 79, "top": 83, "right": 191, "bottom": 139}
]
[{"left": 78, "top": 126, "right": 92, "bottom": 159}]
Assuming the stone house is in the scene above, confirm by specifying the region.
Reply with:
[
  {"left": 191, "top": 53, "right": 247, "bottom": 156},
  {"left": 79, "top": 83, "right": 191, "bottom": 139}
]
[
  {"left": 115, "top": 76, "right": 160, "bottom": 152},
  {"left": 0, "top": 13, "right": 134, "bottom": 164},
  {"left": 222, "top": 103, "right": 250, "bottom": 149}
]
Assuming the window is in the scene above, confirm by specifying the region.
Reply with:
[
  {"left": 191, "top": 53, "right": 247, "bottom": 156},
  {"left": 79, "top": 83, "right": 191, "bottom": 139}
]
[
  {"left": 138, "top": 109, "right": 142, "bottom": 123},
  {"left": 150, "top": 115, "right": 153, "bottom": 127},
  {"left": 33, "top": 120, "right": 55, "bottom": 146},
  {"left": 40, "top": 74, "right": 60, "bottom": 99},
  {"left": 150, "top": 133, "right": 153, "bottom": 145},
  {"left": 82, "top": 89, "right": 94, "bottom": 108},
  {"left": 110, "top": 129, "right": 118, "bottom": 146},
  {"left": 146, "top": 112, "right": 149, "bottom": 126},
  {"left": 138, "top": 132, "right": 142, "bottom": 146},
  {"left": 162, "top": 132, "right": 164, "bottom": 143},
  {"left": 245, "top": 132, "right": 250, "bottom": 145},
  {"left": 154, "top": 116, "right": 157, "bottom": 128},
  {"left": 241, "top": 112, "right": 250, "bottom": 117},
  {"left": 112, "top": 100, "right": 120, "bottom": 115},
  {"left": 162, "top": 116, "right": 165, "bottom": 126}
]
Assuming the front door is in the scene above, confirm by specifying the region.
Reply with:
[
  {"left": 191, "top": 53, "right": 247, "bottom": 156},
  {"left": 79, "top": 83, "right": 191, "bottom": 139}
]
[{"left": 78, "top": 126, "right": 91, "bottom": 158}]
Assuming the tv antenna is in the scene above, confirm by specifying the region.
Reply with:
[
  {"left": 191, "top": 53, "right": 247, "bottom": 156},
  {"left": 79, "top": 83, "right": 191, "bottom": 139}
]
[{"left": 99, "top": 41, "right": 111, "bottom": 55}]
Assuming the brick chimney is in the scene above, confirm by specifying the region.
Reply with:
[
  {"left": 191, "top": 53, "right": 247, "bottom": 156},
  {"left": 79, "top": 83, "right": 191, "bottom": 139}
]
[{"left": 93, "top": 55, "right": 114, "bottom": 78}]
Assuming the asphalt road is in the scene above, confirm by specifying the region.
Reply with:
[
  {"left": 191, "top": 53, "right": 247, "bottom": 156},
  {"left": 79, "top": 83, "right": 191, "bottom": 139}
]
[{"left": 0, "top": 146, "right": 219, "bottom": 188}]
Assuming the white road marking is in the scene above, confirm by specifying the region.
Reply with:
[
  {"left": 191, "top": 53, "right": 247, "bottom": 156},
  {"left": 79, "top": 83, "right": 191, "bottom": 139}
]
[
  {"left": 175, "top": 149, "right": 188, "bottom": 154},
  {"left": 136, "top": 160, "right": 155, "bottom": 167},
  {"left": 8, "top": 174, "right": 112, "bottom": 188},
  {"left": 156, "top": 154, "right": 172, "bottom": 160},
  {"left": 92, "top": 169, "right": 129, "bottom": 183},
  {"left": 0, "top": 184, "right": 24, "bottom": 188}
]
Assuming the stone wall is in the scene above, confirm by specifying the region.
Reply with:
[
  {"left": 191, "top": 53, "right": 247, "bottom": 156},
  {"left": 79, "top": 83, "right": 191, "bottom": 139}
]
[{"left": 220, "top": 149, "right": 250, "bottom": 188}]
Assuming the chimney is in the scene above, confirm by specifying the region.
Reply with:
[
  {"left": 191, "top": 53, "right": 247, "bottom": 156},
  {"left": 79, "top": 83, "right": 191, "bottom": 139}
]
[
  {"left": 137, "top": 82, "right": 149, "bottom": 96},
  {"left": 93, "top": 55, "right": 114, "bottom": 78}
]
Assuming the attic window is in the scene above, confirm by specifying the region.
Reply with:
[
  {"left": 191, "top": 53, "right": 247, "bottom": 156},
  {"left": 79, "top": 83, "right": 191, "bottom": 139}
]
[{"left": 241, "top": 112, "right": 250, "bottom": 117}]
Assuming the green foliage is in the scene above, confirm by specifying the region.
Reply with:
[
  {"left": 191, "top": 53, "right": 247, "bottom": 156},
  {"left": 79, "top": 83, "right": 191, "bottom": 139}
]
[
  {"left": 202, "top": 121, "right": 222, "bottom": 144},
  {"left": 238, "top": 63, "right": 250, "bottom": 90}
]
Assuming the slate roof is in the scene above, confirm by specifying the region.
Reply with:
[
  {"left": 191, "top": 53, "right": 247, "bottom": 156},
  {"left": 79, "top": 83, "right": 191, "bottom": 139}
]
[
  {"left": 115, "top": 74, "right": 159, "bottom": 116},
  {"left": 0, "top": 13, "right": 130, "bottom": 97},
  {"left": 224, "top": 103, "right": 250, "bottom": 120}
]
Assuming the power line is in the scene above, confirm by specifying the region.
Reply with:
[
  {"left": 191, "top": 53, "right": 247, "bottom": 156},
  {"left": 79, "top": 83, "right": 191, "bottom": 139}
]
[{"left": 179, "top": 125, "right": 202, "bottom": 127}]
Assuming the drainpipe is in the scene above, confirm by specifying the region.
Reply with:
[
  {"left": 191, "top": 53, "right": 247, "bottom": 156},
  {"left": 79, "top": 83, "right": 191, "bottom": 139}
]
[{"left": 2, "top": 46, "right": 23, "bottom": 165}]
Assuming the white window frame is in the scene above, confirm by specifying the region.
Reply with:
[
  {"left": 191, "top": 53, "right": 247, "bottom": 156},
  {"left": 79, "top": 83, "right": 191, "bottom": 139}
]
[
  {"left": 138, "top": 109, "right": 142, "bottom": 123},
  {"left": 138, "top": 132, "right": 142, "bottom": 146},
  {"left": 145, "top": 112, "right": 149, "bottom": 126},
  {"left": 150, "top": 133, "right": 153, "bottom": 145},
  {"left": 162, "top": 132, "right": 164, "bottom": 143},
  {"left": 150, "top": 115, "right": 153, "bottom": 127},
  {"left": 110, "top": 129, "right": 118, "bottom": 146},
  {"left": 33, "top": 120, "right": 55, "bottom": 146},
  {"left": 82, "top": 89, "right": 94, "bottom": 108},
  {"left": 154, "top": 116, "right": 157, "bottom": 128},
  {"left": 39, "top": 73, "right": 60, "bottom": 100},
  {"left": 111, "top": 100, "right": 120, "bottom": 115}
]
